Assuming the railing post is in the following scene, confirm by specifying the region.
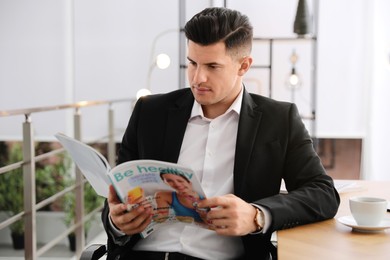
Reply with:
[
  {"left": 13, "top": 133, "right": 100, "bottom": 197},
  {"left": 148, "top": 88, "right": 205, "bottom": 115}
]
[
  {"left": 74, "top": 108, "right": 85, "bottom": 258},
  {"left": 179, "top": 0, "right": 186, "bottom": 89},
  {"left": 108, "top": 104, "right": 115, "bottom": 167},
  {"left": 23, "top": 114, "right": 36, "bottom": 260}
]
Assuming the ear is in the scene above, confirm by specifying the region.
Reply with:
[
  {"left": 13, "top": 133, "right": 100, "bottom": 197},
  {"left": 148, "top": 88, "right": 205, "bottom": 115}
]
[{"left": 238, "top": 56, "right": 253, "bottom": 76}]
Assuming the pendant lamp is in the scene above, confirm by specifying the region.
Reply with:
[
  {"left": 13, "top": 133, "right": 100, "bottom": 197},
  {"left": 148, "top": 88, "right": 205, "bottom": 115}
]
[{"left": 293, "top": 0, "right": 312, "bottom": 36}]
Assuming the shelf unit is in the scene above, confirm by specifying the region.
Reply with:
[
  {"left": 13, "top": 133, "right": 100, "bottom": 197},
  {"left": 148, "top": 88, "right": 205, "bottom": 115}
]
[{"left": 251, "top": 36, "right": 318, "bottom": 137}]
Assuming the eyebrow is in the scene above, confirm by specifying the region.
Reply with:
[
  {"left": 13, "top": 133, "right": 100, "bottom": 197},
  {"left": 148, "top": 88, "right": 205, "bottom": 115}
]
[{"left": 187, "top": 57, "right": 221, "bottom": 67}]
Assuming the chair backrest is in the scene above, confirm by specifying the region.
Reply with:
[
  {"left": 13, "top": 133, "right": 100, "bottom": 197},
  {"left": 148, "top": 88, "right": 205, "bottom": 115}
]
[{"left": 80, "top": 244, "right": 107, "bottom": 260}]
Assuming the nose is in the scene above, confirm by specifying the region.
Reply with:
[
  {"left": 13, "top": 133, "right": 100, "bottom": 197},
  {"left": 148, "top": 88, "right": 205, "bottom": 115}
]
[
  {"left": 172, "top": 180, "right": 183, "bottom": 189},
  {"left": 190, "top": 67, "right": 207, "bottom": 86}
]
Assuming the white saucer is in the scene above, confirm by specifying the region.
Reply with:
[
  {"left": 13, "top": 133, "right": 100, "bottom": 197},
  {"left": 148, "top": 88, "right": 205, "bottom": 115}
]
[{"left": 337, "top": 215, "right": 390, "bottom": 232}]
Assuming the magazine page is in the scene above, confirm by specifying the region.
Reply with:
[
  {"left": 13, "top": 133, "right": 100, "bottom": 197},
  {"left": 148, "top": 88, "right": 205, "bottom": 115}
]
[
  {"left": 109, "top": 160, "right": 210, "bottom": 238},
  {"left": 55, "top": 132, "right": 111, "bottom": 197}
]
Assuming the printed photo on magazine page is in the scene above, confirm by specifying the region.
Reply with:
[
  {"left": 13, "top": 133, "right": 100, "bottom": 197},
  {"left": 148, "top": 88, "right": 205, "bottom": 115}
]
[{"left": 111, "top": 161, "right": 212, "bottom": 237}]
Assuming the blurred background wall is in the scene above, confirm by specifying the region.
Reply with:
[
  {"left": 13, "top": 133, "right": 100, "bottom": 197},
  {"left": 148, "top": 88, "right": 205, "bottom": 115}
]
[{"left": 0, "top": 0, "right": 389, "bottom": 179}]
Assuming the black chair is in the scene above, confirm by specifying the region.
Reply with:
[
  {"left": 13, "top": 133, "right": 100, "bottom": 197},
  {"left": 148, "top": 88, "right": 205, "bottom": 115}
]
[{"left": 80, "top": 244, "right": 107, "bottom": 260}]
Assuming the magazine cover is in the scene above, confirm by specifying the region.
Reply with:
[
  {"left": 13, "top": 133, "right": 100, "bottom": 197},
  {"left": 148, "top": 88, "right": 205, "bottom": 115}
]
[
  {"left": 55, "top": 133, "right": 211, "bottom": 238},
  {"left": 111, "top": 160, "right": 210, "bottom": 237}
]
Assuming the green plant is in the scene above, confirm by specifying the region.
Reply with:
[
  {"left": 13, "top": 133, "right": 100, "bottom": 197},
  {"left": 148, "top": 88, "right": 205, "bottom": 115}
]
[
  {"left": 0, "top": 142, "right": 73, "bottom": 236},
  {"left": 35, "top": 153, "right": 72, "bottom": 211},
  {"left": 63, "top": 181, "right": 104, "bottom": 235},
  {"left": 0, "top": 142, "right": 24, "bottom": 235}
]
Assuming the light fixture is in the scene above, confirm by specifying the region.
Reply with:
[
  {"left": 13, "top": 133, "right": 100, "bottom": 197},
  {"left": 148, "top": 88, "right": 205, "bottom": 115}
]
[
  {"left": 155, "top": 53, "right": 171, "bottom": 69},
  {"left": 136, "top": 29, "right": 178, "bottom": 100},
  {"left": 285, "top": 50, "right": 302, "bottom": 102},
  {"left": 293, "top": 0, "right": 312, "bottom": 37},
  {"left": 136, "top": 53, "right": 172, "bottom": 99},
  {"left": 136, "top": 88, "right": 152, "bottom": 99}
]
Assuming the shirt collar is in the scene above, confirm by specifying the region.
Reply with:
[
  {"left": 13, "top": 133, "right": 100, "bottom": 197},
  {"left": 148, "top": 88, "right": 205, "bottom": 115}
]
[{"left": 189, "top": 86, "right": 243, "bottom": 121}]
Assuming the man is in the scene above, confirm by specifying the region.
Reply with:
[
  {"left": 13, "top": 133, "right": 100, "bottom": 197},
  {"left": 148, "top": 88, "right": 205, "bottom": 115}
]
[{"left": 102, "top": 7, "right": 340, "bottom": 260}]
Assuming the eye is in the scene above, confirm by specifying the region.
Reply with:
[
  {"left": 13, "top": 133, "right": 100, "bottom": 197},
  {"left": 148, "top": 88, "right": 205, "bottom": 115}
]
[{"left": 188, "top": 61, "right": 197, "bottom": 67}]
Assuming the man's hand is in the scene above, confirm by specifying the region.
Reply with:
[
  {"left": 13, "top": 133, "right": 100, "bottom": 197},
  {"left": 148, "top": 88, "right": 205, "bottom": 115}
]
[
  {"left": 196, "top": 194, "right": 259, "bottom": 236},
  {"left": 108, "top": 185, "right": 153, "bottom": 235}
]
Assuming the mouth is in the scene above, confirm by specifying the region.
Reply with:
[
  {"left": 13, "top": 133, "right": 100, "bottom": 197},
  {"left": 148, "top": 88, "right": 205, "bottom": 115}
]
[{"left": 193, "top": 85, "right": 211, "bottom": 94}]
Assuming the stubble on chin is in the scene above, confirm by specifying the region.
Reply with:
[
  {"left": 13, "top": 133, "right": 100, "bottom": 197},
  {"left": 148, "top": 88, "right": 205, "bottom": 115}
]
[{"left": 191, "top": 87, "right": 213, "bottom": 105}]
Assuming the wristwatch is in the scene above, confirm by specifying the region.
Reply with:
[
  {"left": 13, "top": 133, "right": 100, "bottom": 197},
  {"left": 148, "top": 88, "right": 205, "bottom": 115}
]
[{"left": 254, "top": 207, "right": 265, "bottom": 231}]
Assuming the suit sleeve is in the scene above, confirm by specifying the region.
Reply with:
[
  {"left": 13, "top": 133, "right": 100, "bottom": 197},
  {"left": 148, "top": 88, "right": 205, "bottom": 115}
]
[{"left": 255, "top": 103, "right": 340, "bottom": 232}]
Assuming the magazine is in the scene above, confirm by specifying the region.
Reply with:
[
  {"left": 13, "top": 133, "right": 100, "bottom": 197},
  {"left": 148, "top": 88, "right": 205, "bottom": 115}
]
[{"left": 54, "top": 132, "right": 210, "bottom": 238}]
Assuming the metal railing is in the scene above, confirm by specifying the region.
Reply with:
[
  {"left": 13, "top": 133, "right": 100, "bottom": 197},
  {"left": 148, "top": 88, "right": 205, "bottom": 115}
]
[{"left": 0, "top": 98, "right": 135, "bottom": 260}]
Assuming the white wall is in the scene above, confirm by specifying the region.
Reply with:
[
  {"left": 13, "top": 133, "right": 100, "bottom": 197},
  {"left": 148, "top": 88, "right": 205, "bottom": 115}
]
[
  {"left": 0, "top": 0, "right": 389, "bottom": 179},
  {"left": 0, "top": 0, "right": 71, "bottom": 140},
  {"left": 362, "top": 0, "right": 390, "bottom": 180},
  {"left": 316, "top": 0, "right": 368, "bottom": 138}
]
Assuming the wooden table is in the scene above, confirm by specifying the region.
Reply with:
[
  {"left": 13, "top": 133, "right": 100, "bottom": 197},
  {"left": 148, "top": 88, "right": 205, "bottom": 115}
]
[{"left": 277, "top": 180, "right": 390, "bottom": 260}]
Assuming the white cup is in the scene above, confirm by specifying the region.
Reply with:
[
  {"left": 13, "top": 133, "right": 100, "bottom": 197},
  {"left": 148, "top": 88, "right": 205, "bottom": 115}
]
[{"left": 349, "top": 196, "right": 387, "bottom": 226}]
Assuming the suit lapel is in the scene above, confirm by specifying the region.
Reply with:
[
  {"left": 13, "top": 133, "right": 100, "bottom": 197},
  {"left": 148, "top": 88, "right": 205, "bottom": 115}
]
[
  {"left": 234, "top": 90, "right": 263, "bottom": 195},
  {"left": 162, "top": 90, "right": 194, "bottom": 163}
]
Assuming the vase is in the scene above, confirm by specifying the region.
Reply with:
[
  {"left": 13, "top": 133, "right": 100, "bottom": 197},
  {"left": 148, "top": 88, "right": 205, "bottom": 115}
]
[
  {"left": 68, "top": 234, "right": 76, "bottom": 252},
  {"left": 68, "top": 232, "right": 88, "bottom": 251},
  {"left": 11, "top": 233, "right": 24, "bottom": 250}
]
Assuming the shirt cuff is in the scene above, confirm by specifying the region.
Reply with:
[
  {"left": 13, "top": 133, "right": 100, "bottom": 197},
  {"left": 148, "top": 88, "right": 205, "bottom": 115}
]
[{"left": 108, "top": 213, "right": 126, "bottom": 237}]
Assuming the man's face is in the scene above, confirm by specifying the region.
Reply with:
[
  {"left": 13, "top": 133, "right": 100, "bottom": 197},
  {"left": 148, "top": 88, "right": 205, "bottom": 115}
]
[{"left": 187, "top": 40, "right": 250, "bottom": 118}]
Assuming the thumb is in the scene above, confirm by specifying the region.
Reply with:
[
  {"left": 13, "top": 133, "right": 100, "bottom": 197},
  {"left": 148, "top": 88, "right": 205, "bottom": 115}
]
[{"left": 108, "top": 184, "right": 121, "bottom": 204}]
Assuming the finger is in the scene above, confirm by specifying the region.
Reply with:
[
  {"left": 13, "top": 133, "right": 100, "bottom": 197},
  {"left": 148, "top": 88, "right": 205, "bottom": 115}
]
[
  {"left": 111, "top": 205, "right": 143, "bottom": 230},
  {"left": 121, "top": 206, "right": 153, "bottom": 235},
  {"left": 206, "top": 205, "right": 229, "bottom": 221},
  {"left": 209, "top": 216, "right": 246, "bottom": 236},
  {"left": 208, "top": 219, "right": 230, "bottom": 235},
  {"left": 108, "top": 185, "right": 122, "bottom": 204},
  {"left": 108, "top": 185, "right": 127, "bottom": 214},
  {"left": 109, "top": 201, "right": 127, "bottom": 217},
  {"left": 196, "top": 197, "right": 220, "bottom": 209},
  {"left": 119, "top": 202, "right": 152, "bottom": 226},
  {"left": 197, "top": 194, "right": 234, "bottom": 209}
]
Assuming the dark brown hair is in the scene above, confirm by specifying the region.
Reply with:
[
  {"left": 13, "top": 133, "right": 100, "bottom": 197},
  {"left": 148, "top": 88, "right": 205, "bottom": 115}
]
[{"left": 184, "top": 7, "right": 253, "bottom": 57}]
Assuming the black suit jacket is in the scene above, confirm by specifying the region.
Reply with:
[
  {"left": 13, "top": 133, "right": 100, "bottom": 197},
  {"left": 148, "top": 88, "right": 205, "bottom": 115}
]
[{"left": 102, "top": 88, "right": 340, "bottom": 260}]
